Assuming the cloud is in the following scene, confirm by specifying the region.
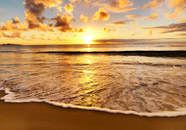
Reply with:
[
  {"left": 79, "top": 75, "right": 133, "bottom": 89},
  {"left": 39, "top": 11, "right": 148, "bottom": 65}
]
[
  {"left": 155, "top": 22, "right": 186, "bottom": 33},
  {"left": 12, "top": 17, "right": 21, "bottom": 24},
  {"left": 148, "top": 29, "right": 153, "bottom": 35},
  {"left": 57, "top": 6, "right": 62, "bottom": 12},
  {"left": 126, "top": 14, "right": 138, "bottom": 20},
  {"left": 25, "top": 10, "right": 47, "bottom": 30},
  {"left": 181, "top": 19, "right": 186, "bottom": 22},
  {"left": 64, "top": 3, "right": 73, "bottom": 14},
  {"left": 0, "top": 8, "right": 5, "bottom": 12},
  {"left": 165, "top": 9, "right": 181, "bottom": 19},
  {"left": 142, "top": 0, "right": 163, "bottom": 9},
  {"left": 25, "top": 0, "right": 45, "bottom": 23},
  {"left": 109, "top": 20, "right": 128, "bottom": 26},
  {"left": 103, "top": 27, "right": 111, "bottom": 33},
  {"left": 132, "top": 23, "right": 138, "bottom": 28},
  {"left": 54, "top": 13, "right": 73, "bottom": 32},
  {"left": 84, "top": 0, "right": 91, "bottom": 5},
  {"left": 73, "top": 28, "right": 84, "bottom": 32},
  {"left": 93, "top": 39, "right": 157, "bottom": 43},
  {"left": 69, "top": 0, "right": 81, "bottom": 4},
  {"left": 0, "top": 18, "right": 27, "bottom": 31},
  {"left": 143, "top": 13, "right": 159, "bottom": 21},
  {"left": 30, "top": 0, "right": 63, "bottom": 8},
  {"left": 80, "top": 14, "right": 88, "bottom": 22},
  {"left": 166, "top": 0, "right": 186, "bottom": 19},
  {"left": 1, "top": 32, "right": 22, "bottom": 38},
  {"left": 131, "top": 33, "right": 136, "bottom": 36},
  {"left": 94, "top": 0, "right": 135, "bottom": 13},
  {"left": 53, "top": 13, "right": 83, "bottom": 33},
  {"left": 143, "top": 21, "right": 186, "bottom": 36},
  {"left": 167, "top": 0, "right": 186, "bottom": 10},
  {"left": 177, "top": 33, "right": 186, "bottom": 36},
  {"left": 24, "top": 0, "right": 64, "bottom": 29},
  {"left": 93, "top": 8, "right": 110, "bottom": 21}
]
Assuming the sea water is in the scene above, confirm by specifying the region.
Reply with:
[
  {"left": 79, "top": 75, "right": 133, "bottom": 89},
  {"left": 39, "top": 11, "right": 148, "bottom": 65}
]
[{"left": 0, "top": 42, "right": 186, "bottom": 117}]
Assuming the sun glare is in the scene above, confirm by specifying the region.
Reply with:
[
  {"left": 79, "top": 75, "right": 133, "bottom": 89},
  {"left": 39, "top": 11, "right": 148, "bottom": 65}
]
[{"left": 84, "top": 35, "right": 93, "bottom": 44}]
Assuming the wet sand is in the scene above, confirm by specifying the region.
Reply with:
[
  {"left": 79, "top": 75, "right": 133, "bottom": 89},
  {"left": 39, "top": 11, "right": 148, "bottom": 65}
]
[{"left": 0, "top": 91, "right": 186, "bottom": 130}]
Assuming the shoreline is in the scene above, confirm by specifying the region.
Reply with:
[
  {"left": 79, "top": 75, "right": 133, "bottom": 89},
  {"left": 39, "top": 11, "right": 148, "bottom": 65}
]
[{"left": 1, "top": 91, "right": 186, "bottom": 130}]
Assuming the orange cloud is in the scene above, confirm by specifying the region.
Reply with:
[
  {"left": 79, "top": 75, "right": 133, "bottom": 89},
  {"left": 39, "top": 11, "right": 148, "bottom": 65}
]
[
  {"left": 181, "top": 19, "right": 186, "bottom": 22},
  {"left": 93, "top": 8, "right": 110, "bottom": 21},
  {"left": 73, "top": 28, "right": 84, "bottom": 32},
  {"left": 131, "top": 33, "right": 136, "bottom": 36},
  {"left": 167, "top": 0, "right": 186, "bottom": 10},
  {"left": 0, "top": 32, "right": 2, "bottom": 38},
  {"left": 80, "top": 14, "right": 88, "bottom": 22},
  {"left": 84, "top": 0, "right": 91, "bottom": 5},
  {"left": 142, "top": 0, "right": 163, "bottom": 9},
  {"left": 166, "top": 0, "right": 186, "bottom": 19},
  {"left": 126, "top": 14, "right": 138, "bottom": 20},
  {"left": 1, "top": 32, "right": 22, "bottom": 38},
  {"left": 143, "top": 13, "right": 159, "bottom": 21},
  {"left": 64, "top": 3, "right": 73, "bottom": 14},
  {"left": 95, "top": 0, "right": 135, "bottom": 13},
  {"left": 0, "top": 18, "right": 27, "bottom": 31},
  {"left": 165, "top": 9, "right": 181, "bottom": 19},
  {"left": 103, "top": 27, "right": 111, "bottom": 33},
  {"left": 132, "top": 23, "right": 138, "bottom": 28},
  {"left": 148, "top": 29, "right": 153, "bottom": 35},
  {"left": 32, "top": 0, "right": 63, "bottom": 8},
  {"left": 57, "top": 6, "right": 62, "bottom": 12},
  {"left": 177, "top": 33, "right": 186, "bottom": 36},
  {"left": 69, "top": 0, "right": 81, "bottom": 4}
]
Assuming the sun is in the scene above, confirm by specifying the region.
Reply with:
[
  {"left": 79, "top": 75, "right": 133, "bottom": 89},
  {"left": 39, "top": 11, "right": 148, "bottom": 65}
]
[{"left": 84, "top": 35, "right": 93, "bottom": 44}]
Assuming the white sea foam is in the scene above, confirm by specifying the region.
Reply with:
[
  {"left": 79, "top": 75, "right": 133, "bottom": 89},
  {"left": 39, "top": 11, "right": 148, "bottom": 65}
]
[
  {"left": 0, "top": 89, "right": 186, "bottom": 117},
  {"left": 1, "top": 88, "right": 186, "bottom": 117}
]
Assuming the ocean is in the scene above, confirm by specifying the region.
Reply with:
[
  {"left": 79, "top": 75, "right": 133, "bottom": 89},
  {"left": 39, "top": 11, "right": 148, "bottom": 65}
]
[{"left": 0, "top": 42, "right": 186, "bottom": 117}]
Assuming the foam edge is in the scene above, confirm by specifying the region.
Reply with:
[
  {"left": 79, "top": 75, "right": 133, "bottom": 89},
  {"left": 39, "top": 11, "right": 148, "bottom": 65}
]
[{"left": 1, "top": 88, "right": 186, "bottom": 118}]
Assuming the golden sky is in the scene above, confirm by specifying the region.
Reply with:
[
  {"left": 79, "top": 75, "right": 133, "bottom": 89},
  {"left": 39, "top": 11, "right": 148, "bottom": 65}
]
[{"left": 0, "top": 0, "right": 186, "bottom": 45}]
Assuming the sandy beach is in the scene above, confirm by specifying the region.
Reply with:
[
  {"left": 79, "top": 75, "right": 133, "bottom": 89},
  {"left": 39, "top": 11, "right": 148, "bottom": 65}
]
[{"left": 0, "top": 91, "right": 186, "bottom": 130}]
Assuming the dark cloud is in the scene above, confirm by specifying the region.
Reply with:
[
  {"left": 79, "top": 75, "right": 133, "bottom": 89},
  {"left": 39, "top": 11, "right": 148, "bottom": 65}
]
[
  {"left": 54, "top": 14, "right": 73, "bottom": 32},
  {"left": 24, "top": 0, "right": 63, "bottom": 29},
  {"left": 12, "top": 17, "right": 21, "bottom": 24},
  {"left": 25, "top": 0, "right": 45, "bottom": 16},
  {"left": 109, "top": 20, "right": 129, "bottom": 26},
  {"left": 143, "top": 22, "right": 186, "bottom": 34}
]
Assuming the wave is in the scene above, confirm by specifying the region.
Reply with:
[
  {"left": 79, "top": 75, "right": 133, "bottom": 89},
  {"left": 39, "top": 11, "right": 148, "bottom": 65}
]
[
  {"left": 1, "top": 50, "right": 186, "bottom": 58},
  {"left": 1, "top": 88, "right": 186, "bottom": 117},
  {"left": 37, "top": 51, "right": 186, "bottom": 58},
  {"left": 113, "top": 62, "right": 186, "bottom": 68},
  {"left": 1, "top": 77, "right": 186, "bottom": 118}
]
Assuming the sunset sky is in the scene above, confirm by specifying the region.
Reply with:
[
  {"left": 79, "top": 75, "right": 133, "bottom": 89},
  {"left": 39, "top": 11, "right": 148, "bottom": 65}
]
[{"left": 0, "top": 0, "right": 186, "bottom": 45}]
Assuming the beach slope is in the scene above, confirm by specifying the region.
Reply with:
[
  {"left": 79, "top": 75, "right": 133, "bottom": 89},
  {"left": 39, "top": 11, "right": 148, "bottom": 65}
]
[{"left": 0, "top": 91, "right": 186, "bottom": 130}]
